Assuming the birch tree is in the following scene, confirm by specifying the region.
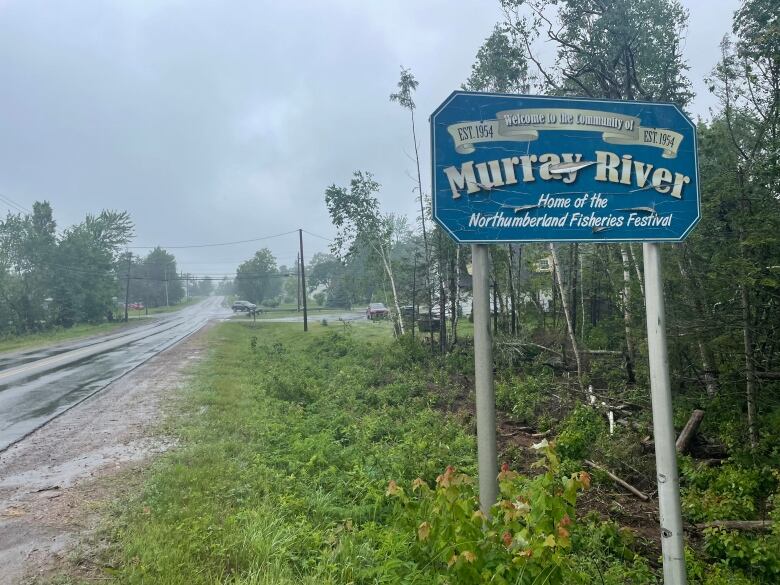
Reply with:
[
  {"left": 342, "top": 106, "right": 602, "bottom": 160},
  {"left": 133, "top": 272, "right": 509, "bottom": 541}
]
[{"left": 325, "top": 171, "right": 405, "bottom": 335}]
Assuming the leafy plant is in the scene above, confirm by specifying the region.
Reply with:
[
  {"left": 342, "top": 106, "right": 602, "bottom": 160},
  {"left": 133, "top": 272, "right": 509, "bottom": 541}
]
[
  {"left": 556, "top": 404, "right": 608, "bottom": 462},
  {"left": 702, "top": 528, "right": 780, "bottom": 581},
  {"left": 680, "top": 459, "right": 773, "bottom": 523},
  {"left": 388, "top": 440, "right": 590, "bottom": 584}
]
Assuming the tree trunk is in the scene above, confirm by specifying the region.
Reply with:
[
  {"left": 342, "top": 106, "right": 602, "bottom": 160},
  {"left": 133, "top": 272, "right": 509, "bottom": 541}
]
[
  {"left": 378, "top": 244, "right": 404, "bottom": 336},
  {"left": 740, "top": 283, "right": 757, "bottom": 450},
  {"left": 579, "top": 248, "right": 587, "bottom": 342},
  {"left": 619, "top": 245, "right": 636, "bottom": 384},
  {"left": 439, "top": 278, "right": 447, "bottom": 353},
  {"left": 737, "top": 170, "right": 756, "bottom": 450},
  {"left": 451, "top": 246, "right": 460, "bottom": 345},
  {"left": 676, "top": 409, "right": 705, "bottom": 454},
  {"left": 549, "top": 243, "right": 584, "bottom": 390},
  {"left": 409, "top": 108, "right": 435, "bottom": 349},
  {"left": 570, "top": 244, "right": 578, "bottom": 337},
  {"left": 676, "top": 247, "right": 720, "bottom": 397},
  {"left": 628, "top": 243, "right": 645, "bottom": 297},
  {"left": 507, "top": 244, "right": 517, "bottom": 336}
]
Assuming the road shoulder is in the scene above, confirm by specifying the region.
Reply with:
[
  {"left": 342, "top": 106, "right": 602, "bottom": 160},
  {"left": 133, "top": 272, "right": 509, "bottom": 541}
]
[{"left": 0, "top": 324, "right": 213, "bottom": 584}]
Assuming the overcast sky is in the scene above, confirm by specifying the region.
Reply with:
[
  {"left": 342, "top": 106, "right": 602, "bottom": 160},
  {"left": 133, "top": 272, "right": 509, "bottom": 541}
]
[{"left": 0, "top": 0, "right": 741, "bottom": 277}]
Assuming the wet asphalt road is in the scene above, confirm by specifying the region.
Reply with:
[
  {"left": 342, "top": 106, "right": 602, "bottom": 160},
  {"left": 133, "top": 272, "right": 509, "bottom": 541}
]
[{"left": 0, "top": 297, "right": 230, "bottom": 452}]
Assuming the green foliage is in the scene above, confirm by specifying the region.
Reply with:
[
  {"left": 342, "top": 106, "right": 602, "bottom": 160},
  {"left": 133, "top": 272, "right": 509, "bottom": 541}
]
[
  {"left": 389, "top": 441, "right": 590, "bottom": 584},
  {"left": 556, "top": 404, "right": 608, "bottom": 461},
  {"left": 107, "top": 323, "right": 476, "bottom": 583},
  {"left": 571, "top": 515, "right": 657, "bottom": 584},
  {"left": 0, "top": 202, "right": 133, "bottom": 333},
  {"left": 680, "top": 460, "right": 780, "bottom": 582},
  {"left": 686, "top": 547, "right": 755, "bottom": 585},
  {"left": 125, "top": 246, "right": 184, "bottom": 309},
  {"left": 495, "top": 371, "right": 553, "bottom": 425},
  {"left": 495, "top": 0, "right": 692, "bottom": 103},
  {"left": 680, "top": 459, "right": 775, "bottom": 523},
  {"left": 464, "top": 24, "right": 529, "bottom": 93},
  {"left": 701, "top": 528, "right": 780, "bottom": 581},
  {"left": 235, "top": 248, "right": 283, "bottom": 305}
]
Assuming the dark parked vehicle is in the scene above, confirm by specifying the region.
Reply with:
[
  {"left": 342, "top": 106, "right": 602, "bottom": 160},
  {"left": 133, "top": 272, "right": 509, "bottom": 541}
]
[
  {"left": 400, "top": 305, "right": 416, "bottom": 320},
  {"left": 232, "top": 300, "right": 257, "bottom": 312},
  {"left": 416, "top": 314, "right": 441, "bottom": 332},
  {"left": 366, "top": 302, "right": 390, "bottom": 320}
]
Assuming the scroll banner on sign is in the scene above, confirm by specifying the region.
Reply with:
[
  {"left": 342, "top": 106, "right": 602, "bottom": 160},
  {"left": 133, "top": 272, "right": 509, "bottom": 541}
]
[{"left": 447, "top": 108, "right": 683, "bottom": 158}]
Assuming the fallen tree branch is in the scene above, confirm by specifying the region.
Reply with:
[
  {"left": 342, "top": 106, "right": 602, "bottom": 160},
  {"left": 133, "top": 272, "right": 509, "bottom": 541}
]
[
  {"left": 499, "top": 340, "right": 563, "bottom": 357},
  {"left": 531, "top": 429, "right": 553, "bottom": 438},
  {"left": 585, "top": 460, "right": 650, "bottom": 501},
  {"left": 695, "top": 520, "right": 772, "bottom": 531}
]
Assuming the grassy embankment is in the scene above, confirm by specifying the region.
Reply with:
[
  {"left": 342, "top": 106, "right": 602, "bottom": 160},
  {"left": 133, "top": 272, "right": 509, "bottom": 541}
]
[
  {"left": 81, "top": 319, "right": 775, "bottom": 584},
  {"left": 101, "top": 320, "right": 477, "bottom": 583},
  {"left": 0, "top": 321, "right": 131, "bottom": 354},
  {"left": 0, "top": 298, "right": 206, "bottom": 355}
]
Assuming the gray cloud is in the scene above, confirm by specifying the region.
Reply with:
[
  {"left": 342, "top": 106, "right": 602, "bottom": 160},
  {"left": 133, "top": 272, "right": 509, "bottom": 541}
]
[{"left": 0, "top": 0, "right": 738, "bottom": 274}]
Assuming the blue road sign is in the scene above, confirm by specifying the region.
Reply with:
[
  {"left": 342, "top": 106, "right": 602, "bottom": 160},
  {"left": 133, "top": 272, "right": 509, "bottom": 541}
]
[{"left": 430, "top": 92, "right": 699, "bottom": 243}]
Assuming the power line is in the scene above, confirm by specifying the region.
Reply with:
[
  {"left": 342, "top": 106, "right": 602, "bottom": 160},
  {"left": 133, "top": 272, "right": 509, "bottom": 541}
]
[
  {"left": 0, "top": 192, "right": 31, "bottom": 215},
  {"left": 128, "top": 230, "right": 298, "bottom": 250},
  {"left": 302, "top": 229, "right": 333, "bottom": 242}
]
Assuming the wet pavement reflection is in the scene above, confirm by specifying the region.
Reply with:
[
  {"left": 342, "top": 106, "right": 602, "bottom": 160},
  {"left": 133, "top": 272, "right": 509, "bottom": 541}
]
[{"left": 0, "top": 297, "right": 229, "bottom": 451}]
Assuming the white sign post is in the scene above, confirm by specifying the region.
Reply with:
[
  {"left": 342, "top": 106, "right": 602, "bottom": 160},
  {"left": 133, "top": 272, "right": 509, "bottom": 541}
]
[
  {"left": 471, "top": 243, "right": 498, "bottom": 514},
  {"left": 643, "top": 242, "right": 687, "bottom": 584}
]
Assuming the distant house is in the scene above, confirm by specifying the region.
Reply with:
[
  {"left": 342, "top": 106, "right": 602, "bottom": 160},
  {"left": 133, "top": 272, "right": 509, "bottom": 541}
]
[{"left": 535, "top": 255, "right": 553, "bottom": 273}]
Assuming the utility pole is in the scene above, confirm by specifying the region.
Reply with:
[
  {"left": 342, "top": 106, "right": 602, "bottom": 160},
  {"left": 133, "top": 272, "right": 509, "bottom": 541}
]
[
  {"left": 296, "top": 252, "right": 301, "bottom": 312},
  {"left": 164, "top": 267, "right": 169, "bottom": 307},
  {"left": 124, "top": 252, "right": 131, "bottom": 322},
  {"left": 299, "top": 229, "right": 308, "bottom": 332}
]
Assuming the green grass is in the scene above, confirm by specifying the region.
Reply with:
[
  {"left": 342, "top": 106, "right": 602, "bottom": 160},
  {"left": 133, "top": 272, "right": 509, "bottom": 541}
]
[
  {"left": 72, "top": 319, "right": 742, "bottom": 584},
  {"left": 103, "top": 321, "right": 476, "bottom": 584},
  {"left": 0, "top": 320, "right": 133, "bottom": 354}
]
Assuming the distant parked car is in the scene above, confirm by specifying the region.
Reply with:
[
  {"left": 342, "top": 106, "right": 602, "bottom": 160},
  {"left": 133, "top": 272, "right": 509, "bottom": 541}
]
[
  {"left": 128, "top": 302, "right": 144, "bottom": 310},
  {"left": 416, "top": 313, "right": 441, "bottom": 332},
  {"left": 232, "top": 300, "right": 257, "bottom": 312},
  {"left": 366, "top": 302, "right": 390, "bottom": 320}
]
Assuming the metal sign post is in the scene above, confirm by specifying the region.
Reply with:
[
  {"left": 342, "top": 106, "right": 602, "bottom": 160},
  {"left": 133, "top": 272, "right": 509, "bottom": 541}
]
[
  {"left": 644, "top": 242, "right": 686, "bottom": 583},
  {"left": 430, "top": 92, "right": 698, "bottom": 581},
  {"left": 471, "top": 243, "right": 498, "bottom": 514}
]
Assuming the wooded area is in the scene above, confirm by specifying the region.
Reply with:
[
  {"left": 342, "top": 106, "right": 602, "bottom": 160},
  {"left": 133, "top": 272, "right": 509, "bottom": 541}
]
[
  {"left": 309, "top": 0, "right": 780, "bottom": 581},
  {"left": 0, "top": 204, "right": 216, "bottom": 334}
]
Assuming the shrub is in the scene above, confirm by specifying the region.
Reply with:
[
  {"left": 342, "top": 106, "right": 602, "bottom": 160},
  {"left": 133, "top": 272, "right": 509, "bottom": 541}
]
[
  {"left": 494, "top": 372, "right": 553, "bottom": 425},
  {"left": 680, "top": 459, "right": 772, "bottom": 523},
  {"left": 556, "top": 404, "right": 608, "bottom": 462},
  {"left": 387, "top": 441, "right": 591, "bottom": 584}
]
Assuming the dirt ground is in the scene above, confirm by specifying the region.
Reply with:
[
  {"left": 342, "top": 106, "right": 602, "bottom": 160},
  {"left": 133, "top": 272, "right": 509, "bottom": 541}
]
[{"left": 0, "top": 325, "right": 212, "bottom": 585}]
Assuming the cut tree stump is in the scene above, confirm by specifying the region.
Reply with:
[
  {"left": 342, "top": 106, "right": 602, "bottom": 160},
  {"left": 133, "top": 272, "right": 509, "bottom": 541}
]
[{"left": 676, "top": 409, "right": 705, "bottom": 454}]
